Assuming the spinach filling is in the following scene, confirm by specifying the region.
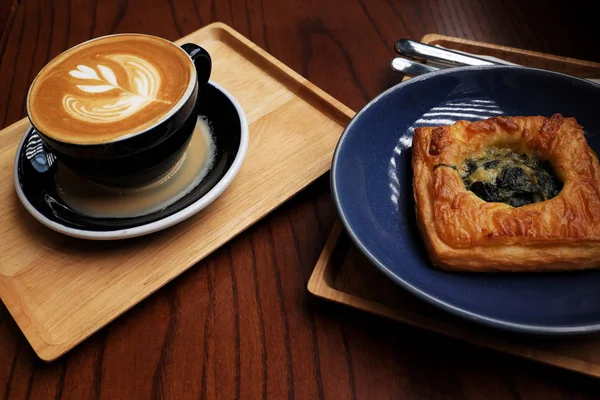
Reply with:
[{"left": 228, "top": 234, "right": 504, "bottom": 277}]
[{"left": 457, "top": 148, "right": 562, "bottom": 207}]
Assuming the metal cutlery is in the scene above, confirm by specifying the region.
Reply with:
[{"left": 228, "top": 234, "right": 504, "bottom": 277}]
[
  {"left": 390, "top": 57, "right": 440, "bottom": 76},
  {"left": 394, "top": 38, "right": 500, "bottom": 67},
  {"left": 390, "top": 39, "right": 499, "bottom": 78},
  {"left": 392, "top": 39, "right": 600, "bottom": 84}
]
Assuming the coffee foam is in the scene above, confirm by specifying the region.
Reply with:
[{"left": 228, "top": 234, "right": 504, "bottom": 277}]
[{"left": 28, "top": 34, "right": 194, "bottom": 144}]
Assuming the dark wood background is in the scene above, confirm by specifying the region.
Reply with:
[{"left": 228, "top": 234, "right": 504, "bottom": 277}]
[{"left": 1, "top": 1, "right": 600, "bottom": 399}]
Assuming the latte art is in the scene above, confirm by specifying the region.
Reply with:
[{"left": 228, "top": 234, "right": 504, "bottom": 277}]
[
  {"left": 28, "top": 34, "right": 194, "bottom": 144},
  {"left": 63, "top": 55, "right": 169, "bottom": 124}
]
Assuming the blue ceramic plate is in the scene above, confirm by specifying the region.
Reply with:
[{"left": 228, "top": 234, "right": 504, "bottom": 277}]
[{"left": 332, "top": 65, "right": 600, "bottom": 335}]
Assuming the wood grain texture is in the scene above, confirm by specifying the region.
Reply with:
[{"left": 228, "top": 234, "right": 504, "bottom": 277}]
[
  {"left": 0, "top": 0, "right": 18, "bottom": 46},
  {"left": 0, "top": 0, "right": 599, "bottom": 399}
]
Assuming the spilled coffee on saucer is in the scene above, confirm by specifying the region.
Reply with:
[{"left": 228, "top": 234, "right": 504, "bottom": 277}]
[
  {"left": 27, "top": 34, "right": 194, "bottom": 144},
  {"left": 56, "top": 117, "right": 216, "bottom": 218}
]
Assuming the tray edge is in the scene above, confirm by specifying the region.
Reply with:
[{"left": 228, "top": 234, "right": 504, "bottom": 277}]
[{"left": 308, "top": 222, "right": 600, "bottom": 379}]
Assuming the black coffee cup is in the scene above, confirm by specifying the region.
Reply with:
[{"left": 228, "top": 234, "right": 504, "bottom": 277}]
[{"left": 27, "top": 36, "right": 212, "bottom": 188}]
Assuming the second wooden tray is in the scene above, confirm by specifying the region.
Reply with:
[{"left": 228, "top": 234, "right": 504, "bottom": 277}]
[
  {"left": 309, "top": 223, "right": 600, "bottom": 378},
  {"left": 0, "top": 22, "right": 354, "bottom": 361}
]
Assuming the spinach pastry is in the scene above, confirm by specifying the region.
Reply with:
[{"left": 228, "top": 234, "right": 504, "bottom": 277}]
[{"left": 412, "top": 114, "right": 600, "bottom": 272}]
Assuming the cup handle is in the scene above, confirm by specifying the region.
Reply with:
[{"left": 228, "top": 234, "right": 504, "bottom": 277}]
[{"left": 181, "top": 43, "right": 212, "bottom": 87}]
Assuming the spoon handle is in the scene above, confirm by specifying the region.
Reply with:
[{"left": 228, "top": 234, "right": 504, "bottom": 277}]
[
  {"left": 391, "top": 57, "right": 440, "bottom": 76},
  {"left": 394, "top": 39, "right": 498, "bottom": 67}
]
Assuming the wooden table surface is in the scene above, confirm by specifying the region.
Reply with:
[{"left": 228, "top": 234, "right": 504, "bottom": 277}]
[{"left": 1, "top": 1, "right": 600, "bottom": 399}]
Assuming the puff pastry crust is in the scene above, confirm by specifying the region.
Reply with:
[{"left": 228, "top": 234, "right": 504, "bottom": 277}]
[{"left": 412, "top": 114, "right": 600, "bottom": 272}]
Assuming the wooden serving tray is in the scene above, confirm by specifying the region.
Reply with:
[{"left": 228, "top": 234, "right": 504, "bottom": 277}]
[
  {"left": 0, "top": 22, "right": 353, "bottom": 361},
  {"left": 308, "top": 35, "right": 600, "bottom": 378}
]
